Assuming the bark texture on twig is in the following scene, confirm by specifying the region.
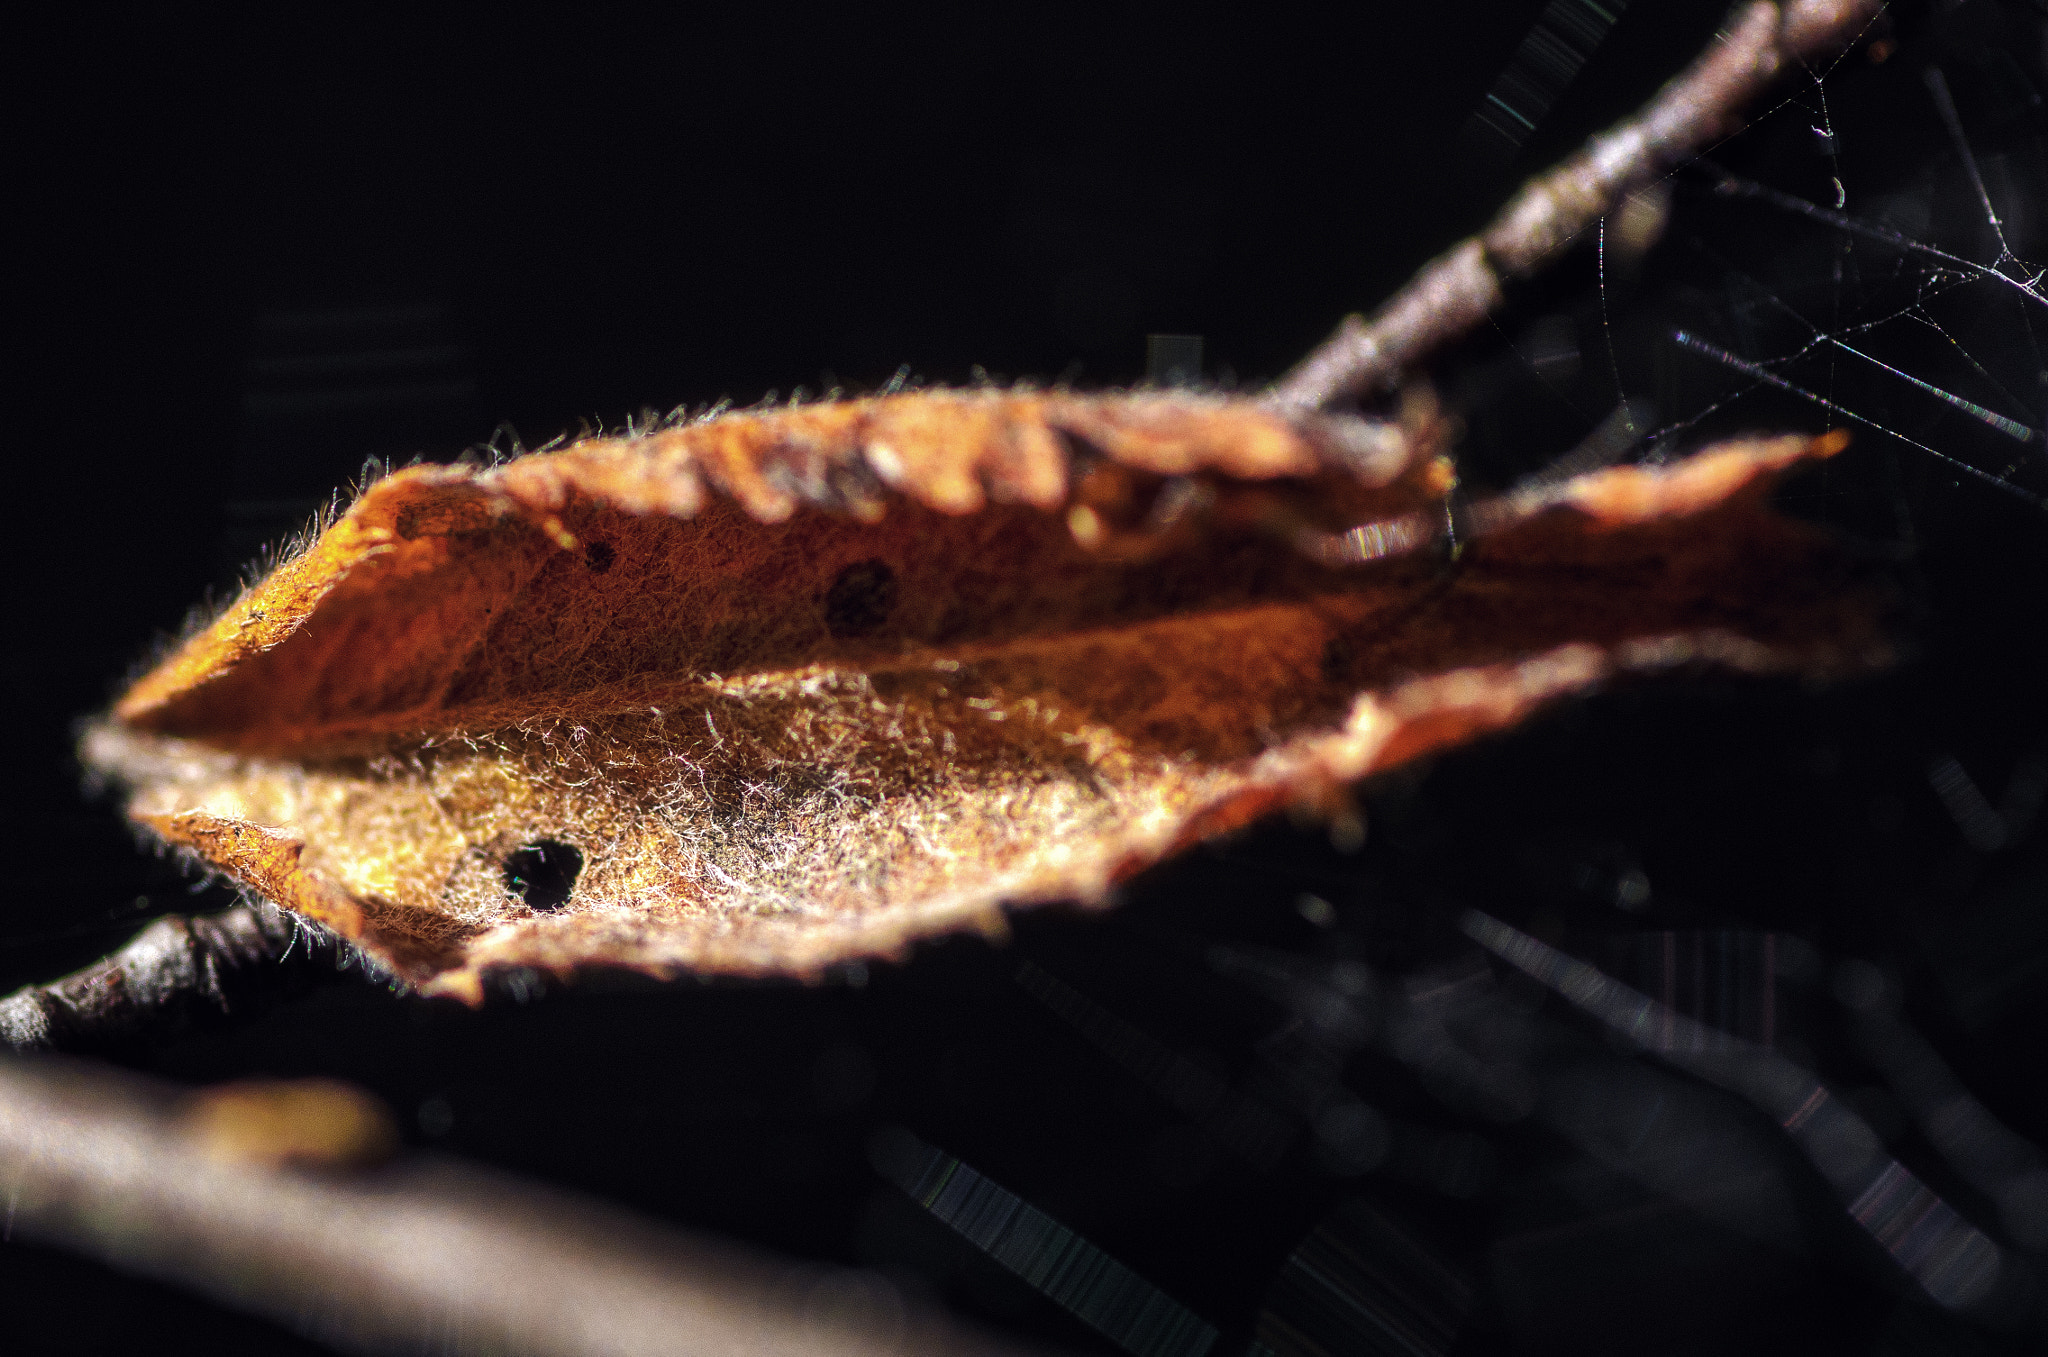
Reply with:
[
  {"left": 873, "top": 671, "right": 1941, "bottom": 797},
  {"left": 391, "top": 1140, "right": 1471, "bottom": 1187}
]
[
  {"left": 1270, "top": 0, "right": 1886, "bottom": 411},
  {"left": 0, "top": 1055, "right": 1040, "bottom": 1357},
  {"left": 0, "top": 906, "right": 310, "bottom": 1052}
]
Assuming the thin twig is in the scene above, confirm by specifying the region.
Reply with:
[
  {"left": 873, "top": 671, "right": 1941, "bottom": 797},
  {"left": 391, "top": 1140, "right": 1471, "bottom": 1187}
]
[
  {"left": 1270, "top": 0, "right": 1887, "bottom": 411},
  {"left": 0, "top": 1054, "right": 1041, "bottom": 1357},
  {"left": 0, "top": 906, "right": 315, "bottom": 1052},
  {"left": 1461, "top": 911, "right": 2043, "bottom": 1330}
]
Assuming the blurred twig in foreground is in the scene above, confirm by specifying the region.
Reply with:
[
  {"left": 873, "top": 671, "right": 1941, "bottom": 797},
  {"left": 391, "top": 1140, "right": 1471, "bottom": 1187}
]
[{"left": 0, "top": 1055, "right": 1042, "bottom": 1357}]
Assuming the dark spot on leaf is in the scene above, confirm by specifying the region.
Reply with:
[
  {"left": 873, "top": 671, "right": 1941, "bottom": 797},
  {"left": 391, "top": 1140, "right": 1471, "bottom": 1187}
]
[
  {"left": 502, "top": 840, "right": 583, "bottom": 910},
  {"left": 584, "top": 540, "right": 615, "bottom": 573},
  {"left": 1321, "top": 634, "right": 1356, "bottom": 684},
  {"left": 825, "top": 559, "right": 898, "bottom": 637}
]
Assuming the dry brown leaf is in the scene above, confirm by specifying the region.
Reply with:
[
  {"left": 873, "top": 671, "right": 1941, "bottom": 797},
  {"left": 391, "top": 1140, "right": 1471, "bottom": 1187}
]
[{"left": 82, "top": 390, "right": 1885, "bottom": 1002}]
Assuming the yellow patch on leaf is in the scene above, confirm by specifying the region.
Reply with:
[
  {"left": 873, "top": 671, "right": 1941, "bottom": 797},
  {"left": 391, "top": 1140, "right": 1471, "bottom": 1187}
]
[{"left": 83, "top": 391, "right": 1882, "bottom": 1002}]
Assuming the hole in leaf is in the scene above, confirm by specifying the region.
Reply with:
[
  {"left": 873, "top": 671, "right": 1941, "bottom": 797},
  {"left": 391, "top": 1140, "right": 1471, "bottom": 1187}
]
[
  {"left": 1320, "top": 634, "right": 1356, "bottom": 684},
  {"left": 502, "top": 840, "right": 583, "bottom": 911},
  {"left": 583, "top": 540, "right": 615, "bottom": 573},
  {"left": 824, "top": 559, "right": 898, "bottom": 637}
]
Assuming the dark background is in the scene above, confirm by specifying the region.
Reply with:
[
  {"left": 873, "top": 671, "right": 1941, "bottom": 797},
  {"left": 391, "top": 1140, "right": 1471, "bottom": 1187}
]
[{"left": 7, "top": 1, "right": 2048, "bottom": 1353}]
